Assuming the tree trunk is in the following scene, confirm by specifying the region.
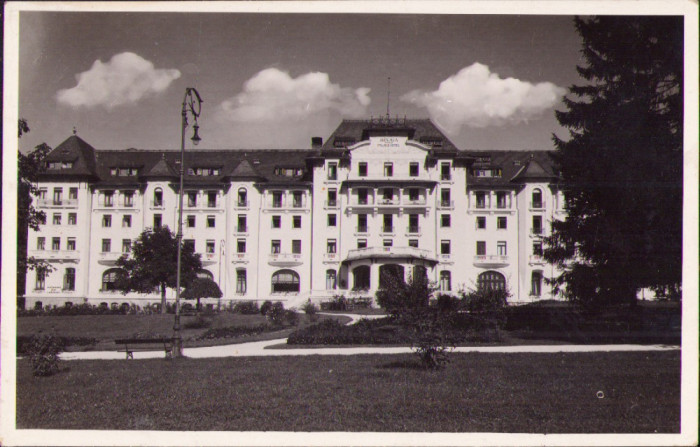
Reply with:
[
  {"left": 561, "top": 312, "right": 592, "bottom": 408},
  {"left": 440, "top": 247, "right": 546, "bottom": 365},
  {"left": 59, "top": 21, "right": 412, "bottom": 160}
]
[{"left": 161, "top": 283, "right": 167, "bottom": 314}]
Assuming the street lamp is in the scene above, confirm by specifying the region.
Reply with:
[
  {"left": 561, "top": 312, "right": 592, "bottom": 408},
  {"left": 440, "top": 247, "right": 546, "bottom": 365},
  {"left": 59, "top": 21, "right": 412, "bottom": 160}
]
[{"left": 173, "top": 87, "right": 203, "bottom": 358}]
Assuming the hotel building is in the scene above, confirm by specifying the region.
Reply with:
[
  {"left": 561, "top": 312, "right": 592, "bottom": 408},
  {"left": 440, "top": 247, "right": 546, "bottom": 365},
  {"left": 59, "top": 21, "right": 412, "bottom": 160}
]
[{"left": 24, "top": 117, "right": 564, "bottom": 309}]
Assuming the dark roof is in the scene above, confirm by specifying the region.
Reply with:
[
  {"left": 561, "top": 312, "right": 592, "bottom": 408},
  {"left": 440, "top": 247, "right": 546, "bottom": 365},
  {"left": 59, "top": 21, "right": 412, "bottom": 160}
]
[
  {"left": 465, "top": 150, "right": 557, "bottom": 187},
  {"left": 321, "top": 118, "right": 460, "bottom": 152},
  {"left": 143, "top": 155, "right": 178, "bottom": 178},
  {"left": 42, "top": 135, "right": 98, "bottom": 177}
]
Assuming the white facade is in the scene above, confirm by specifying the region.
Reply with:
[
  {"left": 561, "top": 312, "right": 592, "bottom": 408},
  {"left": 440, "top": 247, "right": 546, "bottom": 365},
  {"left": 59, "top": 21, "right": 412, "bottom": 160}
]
[{"left": 24, "top": 119, "right": 564, "bottom": 309}]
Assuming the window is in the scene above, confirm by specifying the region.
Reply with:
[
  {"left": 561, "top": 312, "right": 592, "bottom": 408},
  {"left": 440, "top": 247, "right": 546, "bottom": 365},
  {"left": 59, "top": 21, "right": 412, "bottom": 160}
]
[
  {"left": 102, "top": 215, "right": 112, "bottom": 227},
  {"left": 408, "top": 214, "right": 419, "bottom": 233},
  {"left": 153, "top": 188, "right": 163, "bottom": 207},
  {"left": 497, "top": 192, "right": 507, "bottom": 209},
  {"left": 123, "top": 191, "right": 134, "bottom": 207},
  {"left": 441, "top": 189, "right": 451, "bottom": 207},
  {"left": 383, "top": 239, "right": 393, "bottom": 247},
  {"left": 38, "top": 188, "right": 47, "bottom": 200},
  {"left": 384, "top": 162, "right": 393, "bottom": 177},
  {"left": 441, "top": 240, "right": 451, "bottom": 255},
  {"left": 353, "top": 265, "right": 370, "bottom": 290},
  {"left": 497, "top": 241, "right": 507, "bottom": 256},
  {"left": 271, "top": 269, "right": 300, "bottom": 293},
  {"left": 292, "top": 240, "right": 302, "bottom": 254},
  {"left": 271, "top": 240, "right": 281, "bottom": 254},
  {"left": 408, "top": 188, "right": 420, "bottom": 202},
  {"left": 531, "top": 271, "right": 542, "bottom": 296},
  {"left": 237, "top": 215, "right": 247, "bottom": 232},
  {"left": 68, "top": 213, "right": 77, "bottom": 225},
  {"left": 478, "top": 271, "right": 506, "bottom": 291},
  {"left": 476, "top": 216, "right": 486, "bottom": 229},
  {"left": 153, "top": 214, "right": 162, "bottom": 228},
  {"left": 357, "top": 239, "right": 367, "bottom": 249},
  {"left": 236, "top": 269, "right": 247, "bottom": 294},
  {"left": 187, "top": 215, "right": 196, "bottom": 228},
  {"left": 476, "top": 241, "right": 486, "bottom": 256},
  {"left": 293, "top": 191, "right": 303, "bottom": 208},
  {"left": 532, "top": 189, "right": 543, "bottom": 208},
  {"left": 67, "top": 238, "right": 76, "bottom": 251},
  {"left": 237, "top": 239, "right": 246, "bottom": 253},
  {"left": 53, "top": 213, "right": 62, "bottom": 225},
  {"left": 440, "top": 214, "right": 451, "bottom": 228},
  {"left": 533, "top": 242, "right": 543, "bottom": 257},
  {"left": 122, "top": 239, "right": 131, "bottom": 253},
  {"left": 100, "top": 239, "right": 110, "bottom": 252},
  {"left": 441, "top": 162, "right": 451, "bottom": 180},
  {"left": 36, "top": 270, "right": 46, "bottom": 290},
  {"left": 207, "top": 191, "right": 217, "bottom": 208},
  {"left": 440, "top": 271, "right": 452, "bottom": 291},
  {"left": 206, "top": 241, "right": 215, "bottom": 254},
  {"left": 326, "top": 270, "right": 337, "bottom": 290},
  {"left": 327, "top": 239, "right": 337, "bottom": 254},
  {"left": 186, "top": 192, "right": 196, "bottom": 207},
  {"left": 409, "top": 162, "right": 419, "bottom": 177},
  {"left": 52, "top": 237, "right": 61, "bottom": 251},
  {"left": 53, "top": 188, "right": 63, "bottom": 205},
  {"left": 327, "top": 189, "right": 337, "bottom": 207},
  {"left": 358, "top": 188, "right": 368, "bottom": 205},
  {"left": 357, "top": 214, "right": 368, "bottom": 232},
  {"left": 37, "top": 237, "right": 45, "bottom": 250},
  {"left": 206, "top": 216, "right": 216, "bottom": 228},
  {"left": 292, "top": 215, "right": 302, "bottom": 229},
  {"left": 358, "top": 162, "right": 367, "bottom": 177},
  {"left": 532, "top": 216, "right": 543, "bottom": 235},
  {"left": 272, "top": 191, "right": 283, "bottom": 208},
  {"left": 497, "top": 216, "right": 507, "bottom": 229},
  {"left": 184, "top": 239, "right": 195, "bottom": 252},
  {"left": 272, "top": 215, "right": 281, "bottom": 228},
  {"left": 102, "top": 268, "right": 125, "bottom": 291},
  {"left": 104, "top": 191, "right": 114, "bottom": 207},
  {"left": 237, "top": 189, "right": 247, "bottom": 207},
  {"left": 382, "top": 189, "right": 393, "bottom": 202},
  {"left": 69, "top": 188, "right": 78, "bottom": 200},
  {"left": 327, "top": 162, "right": 338, "bottom": 180},
  {"left": 327, "top": 214, "right": 337, "bottom": 227},
  {"left": 383, "top": 214, "right": 393, "bottom": 233},
  {"left": 408, "top": 239, "right": 419, "bottom": 248},
  {"left": 475, "top": 191, "right": 486, "bottom": 208}
]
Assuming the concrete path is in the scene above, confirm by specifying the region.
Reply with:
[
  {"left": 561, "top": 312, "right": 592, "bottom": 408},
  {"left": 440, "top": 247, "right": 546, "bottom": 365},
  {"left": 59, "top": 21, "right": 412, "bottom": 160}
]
[{"left": 56, "top": 313, "right": 680, "bottom": 361}]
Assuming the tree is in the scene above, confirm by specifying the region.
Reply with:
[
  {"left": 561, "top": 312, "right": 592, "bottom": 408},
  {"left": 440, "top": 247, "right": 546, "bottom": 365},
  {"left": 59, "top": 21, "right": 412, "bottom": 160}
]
[
  {"left": 181, "top": 277, "right": 222, "bottom": 311},
  {"left": 116, "top": 226, "right": 202, "bottom": 313},
  {"left": 545, "top": 16, "right": 683, "bottom": 309},
  {"left": 17, "top": 119, "right": 54, "bottom": 298}
]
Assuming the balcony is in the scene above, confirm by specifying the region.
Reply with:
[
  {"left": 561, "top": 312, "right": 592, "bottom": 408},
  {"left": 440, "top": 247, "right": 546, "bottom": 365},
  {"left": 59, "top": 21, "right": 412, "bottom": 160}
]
[
  {"left": 37, "top": 198, "right": 78, "bottom": 208},
  {"left": 377, "top": 198, "right": 399, "bottom": 206},
  {"left": 529, "top": 255, "right": 546, "bottom": 265},
  {"left": 150, "top": 200, "right": 165, "bottom": 209},
  {"left": 404, "top": 198, "right": 427, "bottom": 206},
  {"left": 29, "top": 249, "right": 80, "bottom": 261},
  {"left": 98, "top": 251, "right": 121, "bottom": 265},
  {"left": 324, "top": 252, "right": 339, "bottom": 263},
  {"left": 232, "top": 252, "right": 249, "bottom": 264},
  {"left": 437, "top": 200, "right": 454, "bottom": 210},
  {"left": 345, "top": 246, "right": 434, "bottom": 262},
  {"left": 473, "top": 255, "right": 510, "bottom": 268},
  {"left": 268, "top": 253, "right": 304, "bottom": 267},
  {"left": 203, "top": 252, "right": 217, "bottom": 265}
]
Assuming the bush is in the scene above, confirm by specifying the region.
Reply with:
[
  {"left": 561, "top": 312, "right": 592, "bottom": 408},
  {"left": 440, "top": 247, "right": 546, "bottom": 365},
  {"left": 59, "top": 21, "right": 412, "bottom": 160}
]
[
  {"left": 260, "top": 300, "right": 273, "bottom": 316},
  {"left": 233, "top": 301, "right": 260, "bottom": 315},
  {"left": 17, "top": 335, "right": 97, "bottom": 354},
  {"left": 285, "top": 309, "right": 300, "bottom": 326},
  {"left": 197, "top": 324, "right": 270, "bottom": 340},
  {"left": 301, "top": 301, "right": 319, "bottom": 322},
  {"left": 267, "top": 302, "right": 286, "bottom": 326},
  {"left": 26, "top": 335, "right": 62, "bottom": 377}
]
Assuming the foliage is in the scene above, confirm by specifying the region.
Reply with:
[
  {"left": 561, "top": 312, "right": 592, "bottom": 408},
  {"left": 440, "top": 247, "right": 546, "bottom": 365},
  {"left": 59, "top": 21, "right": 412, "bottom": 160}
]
[
  {"left": 116, "top": 226, "right": 202, "bottom": 313},
  {"left": 266, "top": 302, "right": 286, "bottom": 326},
  {"left": 375, "top": 271, "right": 433, "bottom": 321},
  {"left": 232, "top": 301, "right": 260, "bottom": 315},
  {"left": 545, "top": 16, "right": 683, "bottom": 309},
  {"left": 25, "top": 335, "right": 62, "bottom": 377},
  {"left": 301, "top": 301, "right": 319, "bottom": 322},
  {"left": 181, "top": 277, "right": 222, "bottom": 310},
  {"left": 284, "top": 309, "right": 300, "bottom": 326},
  {"left": 260, "top": 300, "right": 273, "bottom": 316},
  {"left": 18, "top": 302, "right": 142, "bottom": 317},
  {"left": 18, "top": 335, "right": 97, "bottom": 355}
]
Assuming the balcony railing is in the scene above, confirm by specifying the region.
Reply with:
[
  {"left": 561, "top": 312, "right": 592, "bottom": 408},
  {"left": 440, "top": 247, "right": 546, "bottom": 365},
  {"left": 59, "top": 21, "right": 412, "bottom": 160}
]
[
  {"left": 438, "top": 200, "right": 454, "bottom": 209},
  {"left": 324, "top": 252, "right": 339, "bottom": 262},
  {"left": 29, "top": 249, "right": 80, "bottom": 260},
  {"left": 150, "top": 200, "right": 165, "bottom": 209},
  {"left": 473, "top": 254, "right": 510, "bottom": 265},
  {"left": 405, "top": 198, "right": 426, "bottom": 205},
  {"left": 346, "top": 246, "right": 433, "bottom": 261},
  {"left": 268, "top": 253, "right": 304, "bottom": 266},
  {"left": 38, "top": 198, "right": 78, "bottom": 208},
  {"left": 378, "top": 198, "right": 398, "bottom": 205},
  {"left": 236, "top": 200, "right": 250, "bottom": 208},
  {"left": 531, "top": 202, "right": 544, "bottom": 209}
]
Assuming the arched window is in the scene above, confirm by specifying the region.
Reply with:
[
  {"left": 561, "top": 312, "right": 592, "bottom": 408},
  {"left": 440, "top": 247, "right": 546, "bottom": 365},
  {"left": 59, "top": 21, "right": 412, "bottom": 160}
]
[
  {"left": 237, "top": 188, "right": 247, "bottom": 207},
  {"left": 326, "top": 269, "right": 337, "bottom": 290},
  {"left": 196, "top": 269, "right": 214, "bottom": 280},
  {"left": 477, "top": 271, "right": 506, "bottom": 291},
  {"left": 440, "top": 271, "right": 452, "bottom": 291},
  {"left": 272, "top": 269, "right": 300, "bottom": 293},
  {"left": 532, "top": 188, "right": 543, "bottom": 208},
  {"left": 102, "top": 268, "right": 126, "bottom": 291},
  {"left": 153, "top": 187, "right": 163, "bottom": 207},
  {"left": 352, "top": 266, "right": 370, "bottom": 290},
  {"left": 379, "top": 264, "right": 405, "bottom": 289}
]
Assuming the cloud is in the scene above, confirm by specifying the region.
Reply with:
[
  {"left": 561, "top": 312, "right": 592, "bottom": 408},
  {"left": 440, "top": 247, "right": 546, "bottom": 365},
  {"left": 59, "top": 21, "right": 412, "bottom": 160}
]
[
  {"left": 56, "top": 52, "right": 181, "bottom": 109},
  {"left": 220, "top": 68, "right": 370, "bottom": 122},
  {"left": 401, "top": 63, "right": 565, "bottom": 132}
]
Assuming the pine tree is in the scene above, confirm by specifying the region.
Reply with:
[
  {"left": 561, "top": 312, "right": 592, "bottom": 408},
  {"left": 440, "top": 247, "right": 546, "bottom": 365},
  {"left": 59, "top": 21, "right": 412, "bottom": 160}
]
[{"left": 545, "top": 16, "right": 683, "bottom": 308}]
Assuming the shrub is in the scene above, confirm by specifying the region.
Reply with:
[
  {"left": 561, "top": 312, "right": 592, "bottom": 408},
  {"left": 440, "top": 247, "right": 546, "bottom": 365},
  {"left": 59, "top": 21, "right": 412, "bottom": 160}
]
[
  {"left": 233, "top": 301, "right": 260, "bottom": 315},
  {"left": 301, "top": 301, "right": 319, "bottom": 322},
  {"left": 260, "top": 300, "right": 273, "bottom": 316},
  {"left": 197, "top": 324, "right": 270, "bottom": 340},
  {"left": 267, "top": 302, "right": 286, "bottom": 326},
  {"left": 26, "top": 335, "right": 62, "bottom": 377},
  {"left": 285, "top": 309, "right": 300, "bottom": 326}
]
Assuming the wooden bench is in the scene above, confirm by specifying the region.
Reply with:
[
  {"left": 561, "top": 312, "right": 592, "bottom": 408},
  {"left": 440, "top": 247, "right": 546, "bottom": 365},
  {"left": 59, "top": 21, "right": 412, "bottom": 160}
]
[{"left": 114, "top": 338, "right": 173, "bottom": 360}]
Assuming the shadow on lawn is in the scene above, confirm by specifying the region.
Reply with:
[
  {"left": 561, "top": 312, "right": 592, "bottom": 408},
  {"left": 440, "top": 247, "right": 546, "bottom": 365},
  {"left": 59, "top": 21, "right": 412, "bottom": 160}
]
[{"left": 378, "top": 359, "right": 430, "bottom": 370}]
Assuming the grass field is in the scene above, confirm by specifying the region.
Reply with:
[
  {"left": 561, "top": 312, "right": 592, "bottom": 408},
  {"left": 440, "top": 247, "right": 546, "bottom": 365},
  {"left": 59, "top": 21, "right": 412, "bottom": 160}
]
[{"left": 16, "top": 351, "right": 680, "bottom": 432}]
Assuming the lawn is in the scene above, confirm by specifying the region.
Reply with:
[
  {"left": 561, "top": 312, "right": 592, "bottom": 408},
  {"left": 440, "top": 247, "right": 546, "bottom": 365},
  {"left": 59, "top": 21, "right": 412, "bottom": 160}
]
[{"left": 16, "top": 351, "right": 680, "bottom": 432}]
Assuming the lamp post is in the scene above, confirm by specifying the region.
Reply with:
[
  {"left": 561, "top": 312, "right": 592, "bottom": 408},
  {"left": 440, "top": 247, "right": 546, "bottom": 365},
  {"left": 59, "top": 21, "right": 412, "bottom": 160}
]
[{"left": 173, "top": 87, "right": 202, "bottom": 358}]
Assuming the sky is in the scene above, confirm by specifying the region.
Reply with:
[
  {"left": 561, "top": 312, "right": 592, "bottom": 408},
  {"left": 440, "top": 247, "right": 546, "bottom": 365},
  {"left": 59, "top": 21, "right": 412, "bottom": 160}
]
[{"left": 18, "top": 11, "right": 584, "bottom": 152}]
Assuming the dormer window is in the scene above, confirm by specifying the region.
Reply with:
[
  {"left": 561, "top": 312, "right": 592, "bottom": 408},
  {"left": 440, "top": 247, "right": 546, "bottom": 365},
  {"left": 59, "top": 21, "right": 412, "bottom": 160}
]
[
  {"left": 110, "top": 167, "right": 139, "bottom": 176},
  {"left": 273, "top": 167, "right": 303, "bottom": 177},
  {"left": 188, "top": 167, "right": 221, "bottom": 176},
  {"left": 47, "top": 161, "right": 73, "bottom": 170}
]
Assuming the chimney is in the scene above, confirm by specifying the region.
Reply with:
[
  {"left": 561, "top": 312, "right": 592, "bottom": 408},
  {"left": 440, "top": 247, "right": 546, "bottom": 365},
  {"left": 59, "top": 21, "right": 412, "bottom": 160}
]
[{"left": 311, "top": 137, "right": 323, "bottom": 149}]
